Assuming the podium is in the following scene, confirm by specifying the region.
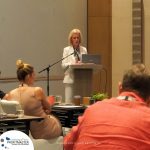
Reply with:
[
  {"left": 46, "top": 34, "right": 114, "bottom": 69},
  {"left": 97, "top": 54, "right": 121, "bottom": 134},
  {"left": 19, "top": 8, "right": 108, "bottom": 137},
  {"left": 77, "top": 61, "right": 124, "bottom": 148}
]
[{"left": 70, "top": 63, "right": 102, "bottom": 97}]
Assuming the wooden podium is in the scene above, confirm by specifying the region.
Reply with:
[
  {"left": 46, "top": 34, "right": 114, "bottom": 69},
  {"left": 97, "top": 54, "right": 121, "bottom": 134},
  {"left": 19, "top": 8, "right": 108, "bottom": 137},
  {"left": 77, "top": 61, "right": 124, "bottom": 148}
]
[{"left": 70, "top": 63, "right": 102, "bottom": 97}]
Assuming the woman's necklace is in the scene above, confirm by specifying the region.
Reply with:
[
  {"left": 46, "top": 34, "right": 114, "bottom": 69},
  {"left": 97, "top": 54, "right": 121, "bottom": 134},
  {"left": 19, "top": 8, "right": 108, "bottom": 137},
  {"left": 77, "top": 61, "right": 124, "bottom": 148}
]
[{"left": 19, "top": 83, "right": 29, "bottom": 87}]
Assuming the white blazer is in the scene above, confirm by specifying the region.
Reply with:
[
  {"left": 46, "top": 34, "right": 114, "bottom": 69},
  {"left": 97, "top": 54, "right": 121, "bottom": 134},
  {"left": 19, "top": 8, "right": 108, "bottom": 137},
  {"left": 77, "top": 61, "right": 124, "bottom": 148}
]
[{"left": 62, "top": 46, "right": 87, "bottom": 84}]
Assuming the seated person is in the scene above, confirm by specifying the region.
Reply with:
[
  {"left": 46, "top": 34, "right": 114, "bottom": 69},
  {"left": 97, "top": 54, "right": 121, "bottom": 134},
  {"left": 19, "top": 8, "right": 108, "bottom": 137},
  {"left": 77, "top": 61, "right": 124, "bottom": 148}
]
[
  {"left": 7, "top": 59, "right": 62, "bottom": 139},
  {"left": 64, "top": 64, "right": 150, "bottom": 150}
]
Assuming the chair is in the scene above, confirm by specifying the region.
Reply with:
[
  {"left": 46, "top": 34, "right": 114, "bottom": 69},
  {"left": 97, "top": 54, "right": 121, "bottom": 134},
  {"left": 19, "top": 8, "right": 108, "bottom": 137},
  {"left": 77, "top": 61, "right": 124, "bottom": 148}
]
[
  {"left": 29, "top": 132, "right": 63, "bottom": 150},
  {"left": 0, "top": 99, "right": 21, "bottom": 114}
]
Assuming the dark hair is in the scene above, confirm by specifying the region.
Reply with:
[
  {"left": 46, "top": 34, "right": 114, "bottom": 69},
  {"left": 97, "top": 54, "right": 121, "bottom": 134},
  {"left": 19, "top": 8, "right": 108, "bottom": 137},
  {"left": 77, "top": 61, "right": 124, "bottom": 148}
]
[
  {"left": 122, "top": 64, "right": 150, "bottom": 100},
  {"left": 16, "top": 59, "right": 34, "bottom": 81}
]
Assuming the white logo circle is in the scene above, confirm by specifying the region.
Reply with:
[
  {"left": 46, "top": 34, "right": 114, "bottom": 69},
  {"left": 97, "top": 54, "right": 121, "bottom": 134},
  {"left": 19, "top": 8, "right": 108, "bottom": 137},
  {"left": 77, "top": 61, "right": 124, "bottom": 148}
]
[{"left": 0, "top": 130, "right": 34, "bottom": 150}]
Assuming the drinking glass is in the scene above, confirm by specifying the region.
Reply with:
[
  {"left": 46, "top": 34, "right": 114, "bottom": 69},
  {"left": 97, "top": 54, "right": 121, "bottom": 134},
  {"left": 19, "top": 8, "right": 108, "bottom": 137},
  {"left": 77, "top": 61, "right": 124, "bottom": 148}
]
[
  {"left": 55, "top": 95, "right": 62, "bottom": 105},
  {"left": 73, "top": 95, "right": 81, "bottom": 106},
  {"left": 17, "top": 109, "right": 24, "bottom": 118}
]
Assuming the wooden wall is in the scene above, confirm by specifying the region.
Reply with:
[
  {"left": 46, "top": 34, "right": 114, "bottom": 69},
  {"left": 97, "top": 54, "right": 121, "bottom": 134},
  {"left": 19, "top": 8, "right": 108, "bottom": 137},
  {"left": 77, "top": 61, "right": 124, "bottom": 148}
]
[{"left": 87, "top": 0, "right": 112, "bottom": 96}]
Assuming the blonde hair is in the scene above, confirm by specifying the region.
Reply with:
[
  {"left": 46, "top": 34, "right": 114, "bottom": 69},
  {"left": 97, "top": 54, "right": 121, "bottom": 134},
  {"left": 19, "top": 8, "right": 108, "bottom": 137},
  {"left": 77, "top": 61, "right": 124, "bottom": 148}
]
[
  {"left": 16, "top": 59, "right": 24, "bottom": 69},
  {"left": 68, "top": 29, "right": 82, "bottom": 45},
  {"left": 16, "top": 59, "right": 34, "bottom": 81}
]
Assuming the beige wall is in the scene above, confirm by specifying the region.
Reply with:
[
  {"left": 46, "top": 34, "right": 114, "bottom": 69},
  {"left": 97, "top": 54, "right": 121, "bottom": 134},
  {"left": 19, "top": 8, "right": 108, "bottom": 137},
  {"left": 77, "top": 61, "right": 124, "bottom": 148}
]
[
  {"left": 144, "top": 0, "right": 150, "bottom": 67},
  {"left": 112, "top": 0, "right": 132, "bottom": 96},
  {"left": 112, "top": 0, "right": 150, "bottom": 96},
  {"left": 87, "top": 0, "right": 112, "bottom": 95}
]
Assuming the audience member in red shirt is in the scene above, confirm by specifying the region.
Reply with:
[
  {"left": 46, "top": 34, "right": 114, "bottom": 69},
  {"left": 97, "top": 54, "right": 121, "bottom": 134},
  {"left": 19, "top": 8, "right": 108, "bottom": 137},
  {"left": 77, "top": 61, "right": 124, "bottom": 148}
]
[{"left": 64, "top": 64, "right": 150, "bottom": 150}]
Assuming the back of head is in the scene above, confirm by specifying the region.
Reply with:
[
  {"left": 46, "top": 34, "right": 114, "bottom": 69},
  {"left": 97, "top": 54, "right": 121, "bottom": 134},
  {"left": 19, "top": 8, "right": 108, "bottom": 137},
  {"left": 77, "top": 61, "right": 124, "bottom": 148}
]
[
  {"left": 122, "top": 64, "right": 150, "bottom": 100},
  {"left": 16, "top": 59, "right": 34, "bottom": 82}
]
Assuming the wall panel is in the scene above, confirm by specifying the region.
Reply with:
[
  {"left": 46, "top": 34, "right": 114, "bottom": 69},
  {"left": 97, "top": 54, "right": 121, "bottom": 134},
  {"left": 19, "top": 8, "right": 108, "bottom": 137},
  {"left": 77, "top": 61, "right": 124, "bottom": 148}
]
[{"left": 88, "top": 0, "right": 112, "bottom": 95}]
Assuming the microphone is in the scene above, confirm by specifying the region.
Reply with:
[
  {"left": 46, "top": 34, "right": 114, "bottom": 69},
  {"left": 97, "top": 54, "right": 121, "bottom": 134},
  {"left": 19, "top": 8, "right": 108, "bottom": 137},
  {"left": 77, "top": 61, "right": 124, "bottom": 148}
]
[{"left": 74, "top": 48, "right": 80, "bottom": 61}]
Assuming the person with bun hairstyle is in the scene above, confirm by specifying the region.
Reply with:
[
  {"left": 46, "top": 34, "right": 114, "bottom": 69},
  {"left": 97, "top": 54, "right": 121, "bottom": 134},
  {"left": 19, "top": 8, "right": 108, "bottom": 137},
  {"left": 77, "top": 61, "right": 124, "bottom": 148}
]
[{"left": 7, "top": 59, "right": 62, "bottom": 139}]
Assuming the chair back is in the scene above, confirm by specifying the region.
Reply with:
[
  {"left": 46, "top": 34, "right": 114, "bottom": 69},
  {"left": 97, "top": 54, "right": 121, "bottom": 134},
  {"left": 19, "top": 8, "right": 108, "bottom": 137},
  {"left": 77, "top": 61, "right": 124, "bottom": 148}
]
[{"left": 29, "top": 132, "right": 63, "bottom": 150}]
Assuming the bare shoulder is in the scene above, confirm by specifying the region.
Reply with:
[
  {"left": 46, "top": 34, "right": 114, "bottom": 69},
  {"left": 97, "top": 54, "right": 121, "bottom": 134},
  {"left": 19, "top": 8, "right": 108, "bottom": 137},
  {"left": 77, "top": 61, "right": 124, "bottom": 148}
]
[
  {"left": 9, "top": 88, "right": 18, "bottom": 95},
  {"left": 7, "top": 88, "right": 18, "bottom": 100},
  {"left": 33, "top": 87, "right": 46, "bottom": 102},
  {"left": 34, "top": 87, "right": 44, "bottom": 94},
  {"left": 34, "top": 87, "right": 46, "bottom": 98}
]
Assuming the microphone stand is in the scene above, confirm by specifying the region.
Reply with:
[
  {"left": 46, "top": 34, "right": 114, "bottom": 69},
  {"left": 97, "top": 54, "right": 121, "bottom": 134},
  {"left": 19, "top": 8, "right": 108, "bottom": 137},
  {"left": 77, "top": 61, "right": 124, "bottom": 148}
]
[{"left": 38, "top": 52, "right": 74, "bottom": 96}]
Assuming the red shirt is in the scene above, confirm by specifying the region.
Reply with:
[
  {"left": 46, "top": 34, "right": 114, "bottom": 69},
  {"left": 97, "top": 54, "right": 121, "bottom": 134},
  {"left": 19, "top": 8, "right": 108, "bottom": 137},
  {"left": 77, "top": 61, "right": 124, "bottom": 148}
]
[{"left": 64, "top": 92, "right": 150, "bottom": 150}]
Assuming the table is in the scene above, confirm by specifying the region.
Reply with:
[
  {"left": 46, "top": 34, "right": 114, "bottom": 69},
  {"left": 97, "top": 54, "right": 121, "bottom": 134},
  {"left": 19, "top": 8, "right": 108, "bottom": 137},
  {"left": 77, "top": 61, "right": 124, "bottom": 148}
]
[
  {"left": 51, "top": 105, "right": 86, "bottom": 128},
  {"left": 0, "top": 115, "right": 44, "bottom": 135}
]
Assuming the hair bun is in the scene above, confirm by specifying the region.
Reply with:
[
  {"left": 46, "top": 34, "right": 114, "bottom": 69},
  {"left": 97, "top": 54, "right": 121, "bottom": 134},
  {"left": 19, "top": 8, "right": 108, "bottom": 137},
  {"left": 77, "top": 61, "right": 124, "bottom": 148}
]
[{"left": 16, "top": 59, "right": 24, "bottom": 69}]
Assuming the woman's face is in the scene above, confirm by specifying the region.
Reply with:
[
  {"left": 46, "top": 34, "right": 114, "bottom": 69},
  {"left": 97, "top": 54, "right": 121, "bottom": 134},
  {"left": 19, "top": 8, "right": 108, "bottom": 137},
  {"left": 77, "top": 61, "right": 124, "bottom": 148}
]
[{"left": 71, "top": 33, "right": 80, "bottom": 48}]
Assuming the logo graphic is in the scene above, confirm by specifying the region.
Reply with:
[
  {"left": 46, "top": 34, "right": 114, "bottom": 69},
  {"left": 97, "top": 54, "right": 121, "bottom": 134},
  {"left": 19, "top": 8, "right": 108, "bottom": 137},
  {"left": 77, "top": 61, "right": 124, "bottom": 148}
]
[{"left": 0, "top": 130, "right": 34, "bottom": 150}]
